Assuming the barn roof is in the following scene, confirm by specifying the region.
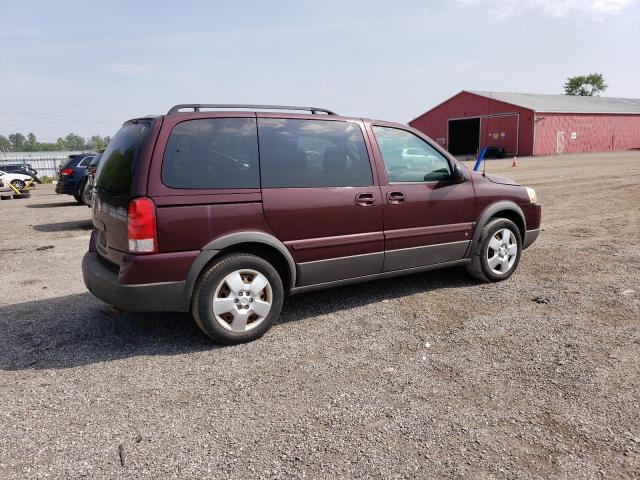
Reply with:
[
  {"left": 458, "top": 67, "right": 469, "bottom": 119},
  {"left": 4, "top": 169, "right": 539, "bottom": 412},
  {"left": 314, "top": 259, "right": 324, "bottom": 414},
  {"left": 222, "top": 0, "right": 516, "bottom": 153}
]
[{"left": 468, "top": 91, "right": 640, "bottom": 114}]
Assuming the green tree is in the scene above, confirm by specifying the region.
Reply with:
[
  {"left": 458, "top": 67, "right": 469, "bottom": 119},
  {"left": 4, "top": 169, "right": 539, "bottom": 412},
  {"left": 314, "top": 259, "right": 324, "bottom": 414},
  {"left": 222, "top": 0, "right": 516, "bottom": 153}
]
[
  {"left": 8, "top": 133, "right": 26, "bottom": 150},
  {"left": 64, "top": 133, "right": 85, "bottom": 150},
  {"left": 25, "top": 132, "right": 37, "bottom": 151},
  {"left": 564, "top": 73, "right": 607, "bottom": 96},
  {"left": 56, "top": 138, "right": 66, "bottom": 151},
  {"left": 87, "top": 135, "right": 106, "bottom": 151},
  {"left": 0, "top": 135, "right": 11, "bottom": 151}
]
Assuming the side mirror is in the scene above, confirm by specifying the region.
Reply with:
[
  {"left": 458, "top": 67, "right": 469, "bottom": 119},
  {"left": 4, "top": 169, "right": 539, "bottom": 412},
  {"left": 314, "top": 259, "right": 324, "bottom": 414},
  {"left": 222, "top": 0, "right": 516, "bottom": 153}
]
[{"left": 450, "top": 163, "right": 467, "bottom": 183}]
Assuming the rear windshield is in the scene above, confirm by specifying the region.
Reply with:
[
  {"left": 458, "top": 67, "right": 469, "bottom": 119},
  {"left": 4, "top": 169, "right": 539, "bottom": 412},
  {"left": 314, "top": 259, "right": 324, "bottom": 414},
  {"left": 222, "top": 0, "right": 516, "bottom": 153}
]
[
  {"left": 61, "top": 155, "right": 83, "bottom": 169},
  {"left": 95, "top": 121, "right": 151, "bottom": 196}
]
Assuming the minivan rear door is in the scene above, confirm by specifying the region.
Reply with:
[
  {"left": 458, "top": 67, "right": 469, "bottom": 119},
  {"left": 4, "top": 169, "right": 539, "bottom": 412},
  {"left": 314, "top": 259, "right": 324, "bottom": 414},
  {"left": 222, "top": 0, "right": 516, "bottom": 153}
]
[
  {"left": 258, "top": 115, "right": 384, "bottom": 287},
  {"left": 92, "top": 119, "right": 155, "bottom": 266}
]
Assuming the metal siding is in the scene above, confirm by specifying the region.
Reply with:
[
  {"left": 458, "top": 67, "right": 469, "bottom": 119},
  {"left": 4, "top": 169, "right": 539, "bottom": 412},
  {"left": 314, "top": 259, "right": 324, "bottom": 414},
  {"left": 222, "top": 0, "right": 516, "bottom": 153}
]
[
  {"left": 480, "top": 114, "right": 519, "bottom": 156},
  {"left": 409, "top": 91, "right": 534, "bottom": 156},
  {"left": 534, "top": 113, "right": 640, "bottom": 155}
]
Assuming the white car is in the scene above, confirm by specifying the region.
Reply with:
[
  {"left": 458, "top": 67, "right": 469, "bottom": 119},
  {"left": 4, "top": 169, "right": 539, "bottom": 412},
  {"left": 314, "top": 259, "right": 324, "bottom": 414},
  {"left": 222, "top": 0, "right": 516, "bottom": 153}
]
[
  {"left": 401, "top": 148, "right": 440, "bottom": 170},
  {"left": 0, "top": 171, "right": 33, "bottom": 191}
]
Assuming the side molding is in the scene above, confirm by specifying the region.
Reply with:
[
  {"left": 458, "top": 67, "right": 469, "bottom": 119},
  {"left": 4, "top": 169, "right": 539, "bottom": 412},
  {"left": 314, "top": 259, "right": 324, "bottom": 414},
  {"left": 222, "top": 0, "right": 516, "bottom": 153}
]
[
  {"left": 468, "top": 201, "right": 526, "bottom": 257},
  {"left": 183, "top": 232, "right": 297, "bottom": 304}
]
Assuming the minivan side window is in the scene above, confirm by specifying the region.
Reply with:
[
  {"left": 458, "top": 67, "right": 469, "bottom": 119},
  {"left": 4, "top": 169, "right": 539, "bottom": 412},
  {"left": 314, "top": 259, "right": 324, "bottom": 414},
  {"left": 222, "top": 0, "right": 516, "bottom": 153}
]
[
  {"left": 372, "top": 126, "right": 451, "bottom": 183},
  {"left": 162, "top": 118, "right": 259, "bottom": 189},
  {"left": 258, "top": 119, "right": 373, "bottom": 188}
]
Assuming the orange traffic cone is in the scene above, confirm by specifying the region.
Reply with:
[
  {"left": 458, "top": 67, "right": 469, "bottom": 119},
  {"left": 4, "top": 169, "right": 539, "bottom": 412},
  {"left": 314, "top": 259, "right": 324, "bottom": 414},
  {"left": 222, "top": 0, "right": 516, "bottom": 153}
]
[{"left": 512, "top": 156, "right": 518, "bottom": 167}]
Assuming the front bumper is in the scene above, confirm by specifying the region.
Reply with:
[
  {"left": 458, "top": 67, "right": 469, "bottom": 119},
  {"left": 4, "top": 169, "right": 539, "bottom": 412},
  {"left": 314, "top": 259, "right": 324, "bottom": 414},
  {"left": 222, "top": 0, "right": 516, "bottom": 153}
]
[{"left": 82, "top": 252, "right": 188, "bottom": 312}]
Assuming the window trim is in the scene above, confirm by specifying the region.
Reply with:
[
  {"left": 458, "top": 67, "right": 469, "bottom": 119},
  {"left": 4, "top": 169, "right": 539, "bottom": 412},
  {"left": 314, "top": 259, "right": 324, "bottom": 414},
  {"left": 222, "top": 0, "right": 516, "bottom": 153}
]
[
  {"left": 257, "top": 117, "right": 375, "bottom": 189},
  {"left": 78, "top": 156, "right": 95, "bottom": 168},
  {"left": 370, "top": 124, "right": 455, "bottom": 186}
]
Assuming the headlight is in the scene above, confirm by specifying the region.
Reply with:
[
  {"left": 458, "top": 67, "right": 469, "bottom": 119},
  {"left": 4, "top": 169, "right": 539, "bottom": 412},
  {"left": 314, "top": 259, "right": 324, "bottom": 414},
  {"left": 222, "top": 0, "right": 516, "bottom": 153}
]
[{"left": 525, "top": 187, "right": 538, "bottom": 204}]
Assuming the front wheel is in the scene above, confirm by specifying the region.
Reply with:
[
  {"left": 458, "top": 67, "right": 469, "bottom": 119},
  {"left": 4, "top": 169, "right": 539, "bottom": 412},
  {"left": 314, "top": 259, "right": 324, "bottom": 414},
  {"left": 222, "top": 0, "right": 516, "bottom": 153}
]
[
  {"left": 192, "top": 253, "right": 284, "bottom": 344},
  {"left": 467, "top": 218, "right": 522, "bottom": 282},
  {"left": 10, "top": 179, "right": 26, "bottom": 191}
]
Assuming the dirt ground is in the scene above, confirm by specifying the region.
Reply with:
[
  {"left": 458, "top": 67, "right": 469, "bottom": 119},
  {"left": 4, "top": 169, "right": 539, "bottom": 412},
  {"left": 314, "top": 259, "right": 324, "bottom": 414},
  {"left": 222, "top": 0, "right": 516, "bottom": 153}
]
[{"left": 1, "top": 151, "right": 639, "bottom": 479}]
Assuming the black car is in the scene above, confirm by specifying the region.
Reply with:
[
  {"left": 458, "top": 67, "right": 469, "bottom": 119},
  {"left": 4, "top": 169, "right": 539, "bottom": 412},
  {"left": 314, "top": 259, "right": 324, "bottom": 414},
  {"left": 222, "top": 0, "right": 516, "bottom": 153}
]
[
  {"left": 81, "top": 151, "right": 103, "bottom": 205},
  {"left": 484, "top": 146, "right": 507, "bottom": 159},
  {"left": 0, "top": 163, "right": 39, "bottom": 181}
]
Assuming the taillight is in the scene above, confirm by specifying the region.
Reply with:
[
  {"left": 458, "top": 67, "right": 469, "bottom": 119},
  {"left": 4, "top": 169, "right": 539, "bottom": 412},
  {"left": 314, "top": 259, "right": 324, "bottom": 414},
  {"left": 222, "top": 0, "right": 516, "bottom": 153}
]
[
  {"left": 59, "top": 168, "right": 73, "bottom": 176},
  {"left": 127, "top": 197, "right": 157, "bottom": 253}
]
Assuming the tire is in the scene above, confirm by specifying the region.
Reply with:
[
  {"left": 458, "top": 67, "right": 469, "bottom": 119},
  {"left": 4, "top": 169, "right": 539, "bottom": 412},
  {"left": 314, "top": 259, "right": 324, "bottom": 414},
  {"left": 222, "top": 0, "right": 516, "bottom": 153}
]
[
  {"left": 466, "top": 218, "right": 522, "bottom": 282},
  {"left": 11, "top": 179, "right": 25, "bottom": 191},
  {"left": 75, "top": 180, "right": 87, "bottom": 204},
  {"left": 192, "top": 253, "right": 284, "bottom": 345},
  {"left": 82, "top": 183, "right": 92, "bottom": 206}
]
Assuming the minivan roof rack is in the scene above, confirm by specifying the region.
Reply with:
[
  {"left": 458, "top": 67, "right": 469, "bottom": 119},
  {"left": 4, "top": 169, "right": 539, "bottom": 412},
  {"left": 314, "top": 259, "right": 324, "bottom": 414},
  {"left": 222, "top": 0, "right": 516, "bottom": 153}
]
[{"left": 167, "top": 104, "right": 337, "bottom": 115}]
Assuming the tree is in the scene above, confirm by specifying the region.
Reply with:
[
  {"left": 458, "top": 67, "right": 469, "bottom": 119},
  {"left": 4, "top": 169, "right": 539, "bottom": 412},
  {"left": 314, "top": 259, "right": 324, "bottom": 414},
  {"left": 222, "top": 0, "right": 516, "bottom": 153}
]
[
  {"left": 24, "top": 132, "right": 37, "bottom": 151},
  {"left": 0, "top": 135, "right": 11, "bottom": 152},
  {"left": 8, "top": 133, "right": 26, "bottom": 150},
  {"left": 564, "top": 73, "right": 607, "bottom": 96},
  {"left": 87, "top": 135, "right": 106, "bottom": 151},
  {"left": 56, "top": 138, "right": 66, "bottom": 151},
  {"left": 64, "top": 133, "right": 85, "bottom": 150}
]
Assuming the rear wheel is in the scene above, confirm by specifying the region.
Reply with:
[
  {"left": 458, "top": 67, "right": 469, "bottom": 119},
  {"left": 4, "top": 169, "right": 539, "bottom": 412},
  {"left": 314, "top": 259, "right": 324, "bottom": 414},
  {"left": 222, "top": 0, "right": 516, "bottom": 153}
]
[
  {"left": 467, "top": 218, "right": 522, "bottom": 282},
  {"left": 192, "top": 253, "right": 284, "bottom": 344}
]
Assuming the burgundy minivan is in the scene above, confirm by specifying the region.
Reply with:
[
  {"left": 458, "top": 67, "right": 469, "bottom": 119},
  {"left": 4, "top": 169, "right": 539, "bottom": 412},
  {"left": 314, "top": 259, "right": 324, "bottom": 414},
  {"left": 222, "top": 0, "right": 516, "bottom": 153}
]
[{"left": 83, "top": 104, "right": 541, "bottom": 344}]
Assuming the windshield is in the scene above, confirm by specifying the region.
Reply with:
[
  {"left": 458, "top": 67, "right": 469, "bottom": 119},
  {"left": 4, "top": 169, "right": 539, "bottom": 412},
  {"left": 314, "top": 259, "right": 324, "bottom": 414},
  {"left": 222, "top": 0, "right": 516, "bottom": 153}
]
[{"left": 95, "top": 121, "right": 151, "bottom": 196}]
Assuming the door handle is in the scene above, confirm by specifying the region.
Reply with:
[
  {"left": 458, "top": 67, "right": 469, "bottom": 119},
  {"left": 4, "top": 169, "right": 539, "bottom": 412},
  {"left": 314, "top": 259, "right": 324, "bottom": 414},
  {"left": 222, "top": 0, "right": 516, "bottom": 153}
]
[
  {"left": 355, "top": 192, "right": 375, "bottom": 207},
  {"left": 386, "top": 191, "right": 406, "bottom": 204}
]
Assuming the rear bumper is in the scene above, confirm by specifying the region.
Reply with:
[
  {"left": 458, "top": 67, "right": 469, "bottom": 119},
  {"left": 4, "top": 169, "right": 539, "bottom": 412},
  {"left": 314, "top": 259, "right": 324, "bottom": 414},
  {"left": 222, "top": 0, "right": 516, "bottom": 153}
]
[
  {"left": 55, "top": 181, "right": 80, "bottom": 194},
  {"left": 82, "top": 252, "right": 188, "bottom": 312}
]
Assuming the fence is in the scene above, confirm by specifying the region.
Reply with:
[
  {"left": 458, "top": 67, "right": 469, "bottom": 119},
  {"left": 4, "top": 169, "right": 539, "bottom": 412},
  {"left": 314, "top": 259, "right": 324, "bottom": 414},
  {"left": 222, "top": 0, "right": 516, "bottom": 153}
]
[{"left": 0, "top": 151, "right": 89, "bottom": 179}]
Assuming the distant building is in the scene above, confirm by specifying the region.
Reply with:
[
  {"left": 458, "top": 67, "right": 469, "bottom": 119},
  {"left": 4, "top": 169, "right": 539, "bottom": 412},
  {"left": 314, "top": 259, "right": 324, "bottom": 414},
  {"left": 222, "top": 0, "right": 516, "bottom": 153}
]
[{"left": 409, "top": 91, "right": 640, "bottom": 156}]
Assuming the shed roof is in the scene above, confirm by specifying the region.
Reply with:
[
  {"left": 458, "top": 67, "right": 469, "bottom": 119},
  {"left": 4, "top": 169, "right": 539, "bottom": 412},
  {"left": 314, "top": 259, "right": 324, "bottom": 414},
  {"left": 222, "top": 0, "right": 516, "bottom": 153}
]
[{"left": 468, "top": 91, "right": 640, "bottom": 114}]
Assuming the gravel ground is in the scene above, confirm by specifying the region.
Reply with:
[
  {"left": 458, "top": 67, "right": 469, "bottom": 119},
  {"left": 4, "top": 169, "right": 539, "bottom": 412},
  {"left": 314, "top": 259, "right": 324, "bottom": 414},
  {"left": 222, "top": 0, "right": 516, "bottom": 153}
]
[{"left": 1, "top": 151, "right": 639, "bottom": 479}]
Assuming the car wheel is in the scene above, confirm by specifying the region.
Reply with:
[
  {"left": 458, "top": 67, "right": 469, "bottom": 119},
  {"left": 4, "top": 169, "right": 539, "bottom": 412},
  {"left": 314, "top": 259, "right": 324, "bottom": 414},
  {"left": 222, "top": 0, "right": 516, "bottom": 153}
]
[
  {"left": 467, "top": 218, "right": 522, "bottom": 282},
  {"left": 10, "top": 179, "right": 26, "bottom": 191},
  {"left": 192, "top": 253, "right": 284, "bottom": 344}
]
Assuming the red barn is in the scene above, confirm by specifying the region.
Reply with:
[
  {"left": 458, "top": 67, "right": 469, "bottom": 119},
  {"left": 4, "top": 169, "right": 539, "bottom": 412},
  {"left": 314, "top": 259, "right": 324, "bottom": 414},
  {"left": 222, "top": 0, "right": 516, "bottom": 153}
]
[{"left": 409, "top": 91, "right": 640, "bottom": 156}]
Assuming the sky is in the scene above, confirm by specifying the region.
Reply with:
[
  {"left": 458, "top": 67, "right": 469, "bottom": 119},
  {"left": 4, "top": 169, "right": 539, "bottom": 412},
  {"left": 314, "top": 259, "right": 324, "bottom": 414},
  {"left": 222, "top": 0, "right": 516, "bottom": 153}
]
[{"left": 1, "top": 0, "right": 639, "bottom": 140}]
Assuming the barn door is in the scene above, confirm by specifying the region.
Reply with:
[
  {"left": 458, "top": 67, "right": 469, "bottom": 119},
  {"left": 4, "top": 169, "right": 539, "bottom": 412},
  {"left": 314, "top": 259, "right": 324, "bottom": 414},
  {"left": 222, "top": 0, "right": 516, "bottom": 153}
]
[{"left": 556, "top": 131, "right": 565, "bottom": 154}]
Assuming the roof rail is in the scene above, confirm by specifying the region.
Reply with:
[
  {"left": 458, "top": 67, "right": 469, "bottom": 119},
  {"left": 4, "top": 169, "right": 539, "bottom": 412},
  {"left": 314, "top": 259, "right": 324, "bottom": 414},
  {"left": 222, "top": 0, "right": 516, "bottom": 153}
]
[{"left": 167, "top": 104, "right": 337, "bottom": 115}]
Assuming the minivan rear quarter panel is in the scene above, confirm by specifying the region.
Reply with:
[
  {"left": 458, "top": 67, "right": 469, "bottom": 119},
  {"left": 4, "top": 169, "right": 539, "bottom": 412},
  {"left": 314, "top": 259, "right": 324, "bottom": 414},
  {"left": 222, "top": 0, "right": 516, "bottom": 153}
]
[{"left": 148, "top": 112, "right": 270, "bottom": 254}]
